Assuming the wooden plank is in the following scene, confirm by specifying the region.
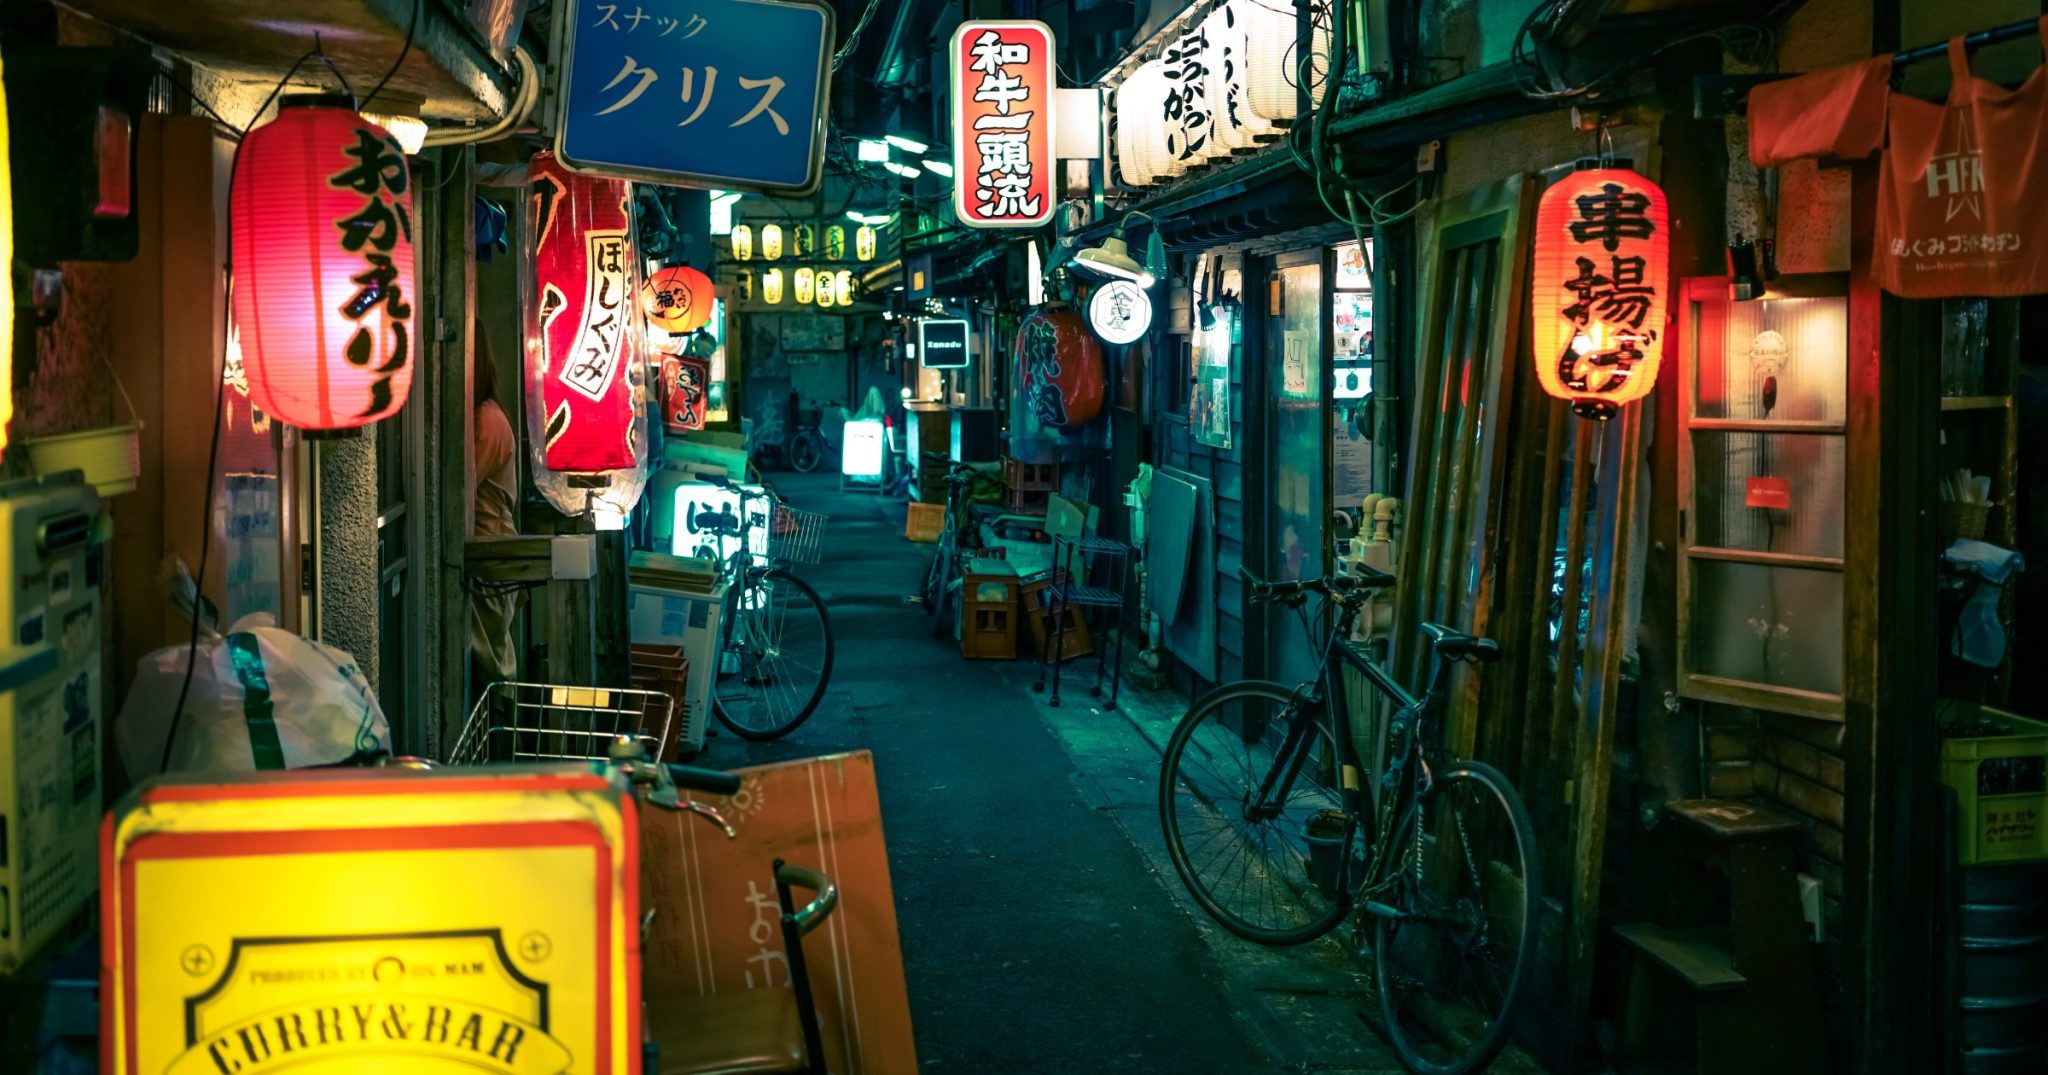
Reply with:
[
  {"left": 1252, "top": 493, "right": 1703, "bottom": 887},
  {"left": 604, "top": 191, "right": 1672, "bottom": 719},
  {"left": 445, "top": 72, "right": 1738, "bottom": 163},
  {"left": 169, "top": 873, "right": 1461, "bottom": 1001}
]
[
  {"left": 1684, "top": 674, "right": 1846, "bottom": 722},
  {"left": 1938, "top": 395, "right": 2008, "bottom": 412},
  {"left": 1686, "top": 417, "right": 1847, "bottom": 434},
  {"left": 428, "top": 146, "right": 477, "bottom": 755},
  {"left": 1764, "top": 711, "right": 1847, "bottom": 753},
  {"left": 1706, "top": 760, "right": 1758, "bottom": 798},
  {"left": 1614, "top": 923, "right": 1747, "bottom": 992},
  {"left": 1765, "top": 729, "right": 1848, "bottom": 792},
  {"left": 1684, "top": 546, "right": 1845, "bottom": 571},
  {"left": 1668, "top": 797, "right": 1800, "bottom": 839},
  {"left": 1705, "top": 727, "right": 1759, "bottom": 761}
]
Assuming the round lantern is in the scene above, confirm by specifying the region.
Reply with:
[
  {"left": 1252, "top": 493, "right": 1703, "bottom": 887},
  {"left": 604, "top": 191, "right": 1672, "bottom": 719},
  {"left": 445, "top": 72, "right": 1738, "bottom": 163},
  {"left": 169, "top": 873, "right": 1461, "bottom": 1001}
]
[
  {"left": 856, "top": 225, "right": 877, "bottom": 261},
  {"left": 231, "top": 95, "right": 416, "bottom": 430},
  {"left": 794, "top": 267, "right": 815, "bottom": 305},
  {"left": 643, "top": 265, "right": 715, "bottom": 333},
  {"left": 824, "top": 224, "right": 846, "bottom": 260},
  {"left": 1530, "top": 166, "right": 1670, "bottom": 420},
  {"left": 762, "top": 267, "right": 784, "bottom": 304},
  {"left": 730, "top": 223, "right": 754, "bottom": 261},
  {"left": 1013, "top": 306, "right": 1105, "bottom": 428},
  {"left": 835, "top": 270, "right": 855, "bottom": 307},
  {"left": 761, "top": 223, "right": 784, "bottom": 261}
]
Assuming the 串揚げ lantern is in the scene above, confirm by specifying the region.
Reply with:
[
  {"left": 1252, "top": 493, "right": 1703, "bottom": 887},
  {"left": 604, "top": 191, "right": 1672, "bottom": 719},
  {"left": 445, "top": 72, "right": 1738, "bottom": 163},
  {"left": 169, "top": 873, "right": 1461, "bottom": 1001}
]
[
  {"left": 231, "top": 95, "right": 416, "bottom": 430},
  {"left": 1530, "top": 166, "right": 1670, "bottom": 419},
  {"left": 526, "top": 152, "right": 644, "bottom": 479}
]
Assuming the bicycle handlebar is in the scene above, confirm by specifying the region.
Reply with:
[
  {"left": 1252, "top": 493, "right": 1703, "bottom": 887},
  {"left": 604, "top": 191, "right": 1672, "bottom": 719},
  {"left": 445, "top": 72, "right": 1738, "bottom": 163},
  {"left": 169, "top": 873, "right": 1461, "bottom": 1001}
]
[
  {"left": 1238, "top": 565, "right": 1395, "bottom": 604},
  {"left": 666, "top": 764, "right": 742, "bottom": 796}
]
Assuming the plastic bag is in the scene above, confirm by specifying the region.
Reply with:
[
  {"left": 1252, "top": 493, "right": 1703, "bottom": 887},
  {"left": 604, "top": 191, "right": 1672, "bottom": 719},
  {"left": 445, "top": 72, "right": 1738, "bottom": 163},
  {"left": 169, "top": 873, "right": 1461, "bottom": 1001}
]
[{"left": 115, "top": 614, "right": 390, "bottom": 779}]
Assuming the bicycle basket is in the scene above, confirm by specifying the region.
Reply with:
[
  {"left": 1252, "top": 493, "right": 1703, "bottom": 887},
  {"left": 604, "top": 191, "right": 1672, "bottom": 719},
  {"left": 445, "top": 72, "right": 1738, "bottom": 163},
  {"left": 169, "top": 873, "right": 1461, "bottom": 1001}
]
[
  {"left": 768, "top": 504, "right": 828, "bottom": 565},
  {"left": 447, "top": 681, "right": 677, "bottom": 765}
]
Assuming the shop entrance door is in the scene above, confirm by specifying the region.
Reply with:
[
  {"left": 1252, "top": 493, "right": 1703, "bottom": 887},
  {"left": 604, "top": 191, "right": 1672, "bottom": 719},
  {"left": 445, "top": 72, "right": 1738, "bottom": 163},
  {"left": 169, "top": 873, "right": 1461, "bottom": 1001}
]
[{"left": 1258, "top": 251, "right": 1327, "bottom": 688}]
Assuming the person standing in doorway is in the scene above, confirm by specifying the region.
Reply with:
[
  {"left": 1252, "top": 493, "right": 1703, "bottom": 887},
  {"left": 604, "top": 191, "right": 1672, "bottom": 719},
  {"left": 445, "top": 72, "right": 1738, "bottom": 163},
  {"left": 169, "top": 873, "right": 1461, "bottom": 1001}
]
[{"left": 470, "top": 329, "right": 521, "bottom": 688}]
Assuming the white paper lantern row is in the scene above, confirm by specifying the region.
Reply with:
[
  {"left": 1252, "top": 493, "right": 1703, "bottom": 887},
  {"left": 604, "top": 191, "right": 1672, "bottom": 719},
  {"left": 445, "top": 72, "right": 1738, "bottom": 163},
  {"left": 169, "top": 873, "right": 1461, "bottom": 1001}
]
[
  {"left": 1115, "top": 62, "right": 1181, "bottom": 187},
  {"left": 1204, "top": 2, "right": 1280, "bottom": 151},
  {"left": 1245, "top": 0, "right": 1334, "bottom": 123}
]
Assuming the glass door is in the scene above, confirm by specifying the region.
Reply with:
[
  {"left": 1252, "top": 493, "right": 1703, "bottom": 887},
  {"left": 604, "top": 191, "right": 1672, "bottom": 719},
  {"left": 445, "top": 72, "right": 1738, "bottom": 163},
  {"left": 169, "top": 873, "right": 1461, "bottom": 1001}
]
[{"left": 1262, "top": 252, "right": 1327, "bottom": 688}]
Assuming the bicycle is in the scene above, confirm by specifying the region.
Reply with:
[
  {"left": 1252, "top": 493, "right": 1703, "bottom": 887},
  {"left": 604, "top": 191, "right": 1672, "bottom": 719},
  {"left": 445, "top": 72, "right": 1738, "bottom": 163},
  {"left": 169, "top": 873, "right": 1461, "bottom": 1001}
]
[
  {"left": 786, "top": 405, "right": 834, "bottom": 474},
  {"left": 1158, "top": 567, "right": 1539, "bottom": 1075},
  {"left": 694, "top": 473, "right": 837, "bottom": 740},
  {"left": 917, "top": 454, "right": 1005, "bottom": 639}
]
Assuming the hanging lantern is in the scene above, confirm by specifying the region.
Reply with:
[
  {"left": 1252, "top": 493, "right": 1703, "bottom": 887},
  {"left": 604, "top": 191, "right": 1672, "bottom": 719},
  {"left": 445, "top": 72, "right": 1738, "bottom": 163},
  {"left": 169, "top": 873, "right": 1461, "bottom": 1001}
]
[
  {"left": 1530, "top": 166, "right": 1670, "bottom": 419},
  {"left": 730, "top": 223, "right": 753, "bottom": 261},
  {"left": 762, "top": 267, "right": 784, "bottom": 304},
  {"left": 1245, "top": 0, "right": 1332, "bottom": 122},
  {"left": 824, "top": 224, "right": 846, "bottom": 260},
  {"left": 643, "top": 265, "right": 715, "bottom": 333},
  {"left": 1013, "top": 306, "right": 1105, "bottom": 428},
  {"left": 524, "top": 151, "right": 646, "bottom": 500},
  {"left": 856, "top": 225, "right": 877, "bottom": 261},
  {"left": 761, "top": 223, "right": 784, "bottom": 260},
  {"left": 793, "top": 223, "right": 815, "bottom": 258},
  {"left": 660, "top": 353, "right": 711, "bottom": 433},
  {"left": 794, "top": 267, "right": 815, "bottom": 305},
  {"left": 230, "top": 96, "right": 417, "bottom": 430},
  {"left": 1204, "top": 5, "right": 1279, "bottom": 152},
  {"left": 835, "top": 270, "right": 855, "bottom": 307},
  {"left": 814, "top": 272, "right": 836, "bottom": 308},
  {"left": 734, "top": 268, "right": 755, "bottom": 303}
]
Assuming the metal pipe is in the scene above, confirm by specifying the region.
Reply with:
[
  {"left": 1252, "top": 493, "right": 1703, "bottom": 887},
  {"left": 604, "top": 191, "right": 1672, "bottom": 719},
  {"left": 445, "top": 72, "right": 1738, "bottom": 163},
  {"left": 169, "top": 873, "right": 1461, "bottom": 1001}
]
[{"left": 1892, "top": 15, "right": 2040, "bottom": 67}]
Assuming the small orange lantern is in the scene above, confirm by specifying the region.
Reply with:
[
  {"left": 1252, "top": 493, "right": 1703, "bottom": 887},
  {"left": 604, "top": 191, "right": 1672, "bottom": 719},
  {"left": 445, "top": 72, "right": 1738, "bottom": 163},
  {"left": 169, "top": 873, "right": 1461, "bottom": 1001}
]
[
  {"left": 1530, "top": 166, "right": 1669, "bottom": 419},
  {"left": 643, "top": 265, "right": 714, "bottom": 333}
]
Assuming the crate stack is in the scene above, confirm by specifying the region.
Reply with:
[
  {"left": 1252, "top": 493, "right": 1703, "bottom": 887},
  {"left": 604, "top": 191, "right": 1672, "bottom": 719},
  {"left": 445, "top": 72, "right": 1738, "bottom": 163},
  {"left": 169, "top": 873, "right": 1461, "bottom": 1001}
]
[
  {"left": 961, "top": 557, "right": 1020, "bottom": 660},
  {"left": 1004, "top": 457, "right": 1058, "bottom": 514}
]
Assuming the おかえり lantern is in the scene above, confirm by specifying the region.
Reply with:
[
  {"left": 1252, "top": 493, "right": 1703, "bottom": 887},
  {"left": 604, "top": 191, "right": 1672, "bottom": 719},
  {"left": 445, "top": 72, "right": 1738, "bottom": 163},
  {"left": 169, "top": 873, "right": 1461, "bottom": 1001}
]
[
  {"left": 1013, "top": 306, "right": 1105, "bottom": 428},
  {"left": 526, "top": 152, "right": 643, "bottom": 476},
  {"left": 231, "top": 96, "right": 417, "bottom": 430},
  {"left": 1530, "top": 167, "right": 1670, "bottom": 419},
  {"left": 643, "top": 265, "right": 714, "bottom": 333}
]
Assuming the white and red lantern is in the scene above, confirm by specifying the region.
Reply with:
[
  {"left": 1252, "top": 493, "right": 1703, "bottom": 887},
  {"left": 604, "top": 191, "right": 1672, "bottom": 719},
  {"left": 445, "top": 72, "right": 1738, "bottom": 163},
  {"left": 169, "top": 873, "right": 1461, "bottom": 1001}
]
[
  {"left": 231, "top": 96, "right": 416, "bottom": 430},
  {"left": 1531, "top": 167, "right": 1670, "bottom": 419},
  {"left": 524, "top": 152, "right": 646, "bottom": 510}
]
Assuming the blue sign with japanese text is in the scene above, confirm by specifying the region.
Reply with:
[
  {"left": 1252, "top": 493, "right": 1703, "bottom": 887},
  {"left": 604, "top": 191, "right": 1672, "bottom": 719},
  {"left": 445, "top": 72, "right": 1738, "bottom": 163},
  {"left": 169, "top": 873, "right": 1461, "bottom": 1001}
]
[{"left": 555, "top": 0, "right": 834, "bottom": 194}]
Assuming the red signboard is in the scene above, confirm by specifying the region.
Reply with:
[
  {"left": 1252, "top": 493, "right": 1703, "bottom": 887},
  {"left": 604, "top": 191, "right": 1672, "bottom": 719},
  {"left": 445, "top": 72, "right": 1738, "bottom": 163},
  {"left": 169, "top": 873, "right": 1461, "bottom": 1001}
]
[
  {"left": 528, "top": 152, "right": 642, "bottom": 473},
  {"left": 1530, "top": 167, "right": 1670, "bottom": 420},
  {"left": 950, "top": 20, "right": 1055, "bottom": 229},
  {"left": 1745, "top": 476, "right": 1792, "bottom": 511}
]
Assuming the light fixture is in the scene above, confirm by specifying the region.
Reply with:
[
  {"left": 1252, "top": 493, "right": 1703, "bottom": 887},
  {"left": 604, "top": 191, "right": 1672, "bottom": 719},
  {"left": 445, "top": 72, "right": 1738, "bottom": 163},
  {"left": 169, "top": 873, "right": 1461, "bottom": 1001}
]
[
  {"left": 794, "top": 267, "right": 815, "bottom": 304},
  {"left": 359, "top": 90, "right": 427, "bottom": 155},
  {"left": 1073, "top": 234, "right": 1155, "bottom": 288},
  {"left": 761, "top": 222, "right": 783, "bottom": 260},
  {"left": 762, "top": 267, "right": 784, "bottom": 304},
  {"left": 710, "top": 190, "right": 742, "bottom": 235},
  {"left": 882, "top": 161, "right": 921, "bottom": 179},
  {"left": 884, "top": 134, "right": 929, "bottom": 154},
  {"left": 835, "top": 270, "right": 854, "bottom": 305},
  {"left": 922, "top": 159, "right": 954, "bottom": 178},
  {"left": 730, "top": 223, "right": 753, "bottom": 260},
  {"left": 856, "top": 225, "right": 877, "bottom": 261},
  {"left": 857, "top": 139, "right": 890, "bottom": 162}
]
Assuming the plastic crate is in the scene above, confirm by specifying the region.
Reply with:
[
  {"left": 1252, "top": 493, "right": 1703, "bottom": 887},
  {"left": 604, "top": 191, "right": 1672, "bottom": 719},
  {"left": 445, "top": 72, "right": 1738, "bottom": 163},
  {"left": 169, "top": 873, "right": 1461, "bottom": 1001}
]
[
  {"left": 1940, "top": 701, "right": 2048, "bottom": 865},
  {"left": 906, "top": 501, "right": 946, "bottom": 543}
]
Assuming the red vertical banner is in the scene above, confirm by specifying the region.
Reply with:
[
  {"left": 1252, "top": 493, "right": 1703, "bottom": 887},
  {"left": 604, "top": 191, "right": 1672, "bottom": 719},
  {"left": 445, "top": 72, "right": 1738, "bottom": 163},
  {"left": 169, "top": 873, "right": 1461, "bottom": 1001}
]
[
  {"left": 951, "top": 20, "right": 1055, "bottom": 229},
  {"left": 527, "top": 152, "right": 643, "bottom": 472},
  {"left": 1529, "top": 167, "right": 1670, "bottom": 420}
]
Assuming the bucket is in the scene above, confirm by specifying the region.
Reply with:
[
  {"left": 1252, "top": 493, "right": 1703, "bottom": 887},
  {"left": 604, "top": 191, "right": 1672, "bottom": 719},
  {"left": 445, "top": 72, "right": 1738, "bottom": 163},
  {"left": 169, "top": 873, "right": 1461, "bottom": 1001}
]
[
  {"left": 21, "top": 421, "right": 143, "bottom": 497},
  {"left": 1305, "top": 809, "right": 1352, "bottom": 898}
]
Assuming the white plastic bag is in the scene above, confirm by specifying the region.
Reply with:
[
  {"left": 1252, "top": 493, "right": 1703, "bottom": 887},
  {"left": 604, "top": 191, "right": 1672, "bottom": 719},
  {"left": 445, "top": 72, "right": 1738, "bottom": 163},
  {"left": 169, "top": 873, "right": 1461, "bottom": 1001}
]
[{"left": 116, "top": 614, "right": 390, "bottom": 779}]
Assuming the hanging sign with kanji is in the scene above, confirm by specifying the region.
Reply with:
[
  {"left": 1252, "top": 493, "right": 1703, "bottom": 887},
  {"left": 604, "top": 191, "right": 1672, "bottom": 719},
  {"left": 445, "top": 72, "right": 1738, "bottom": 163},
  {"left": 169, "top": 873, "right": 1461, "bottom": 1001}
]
[
  {"left": 950, "top": 20, "right": 1055, "bottom": 229},
  {"left": 528, "top": 152, "right": 644, "bottom": 475},
  {"left": 1530, "top": 166, "right": 1669, "bottom": 420},
  {"left": 555, "top": 0, "right": 835, "bottom": 195}
]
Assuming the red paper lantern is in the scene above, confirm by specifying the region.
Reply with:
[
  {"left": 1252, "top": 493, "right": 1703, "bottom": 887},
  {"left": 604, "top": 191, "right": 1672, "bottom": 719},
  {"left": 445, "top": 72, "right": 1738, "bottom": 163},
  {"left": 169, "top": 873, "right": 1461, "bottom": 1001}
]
[
  {"left": 643, "top": 265, "right": 714, "bottom": 333},
  {"left": 231, "top": 96, "right": 416, "bottom": 430},
  {"left": 1013, "top": 306, "right": 1104, "bottom": 428},
  {"left": 527, "top": 152, "right": 642, "bottom": 473},
  {"left": 1530, "top": 167, "right": 1669, "bottom": 419}
]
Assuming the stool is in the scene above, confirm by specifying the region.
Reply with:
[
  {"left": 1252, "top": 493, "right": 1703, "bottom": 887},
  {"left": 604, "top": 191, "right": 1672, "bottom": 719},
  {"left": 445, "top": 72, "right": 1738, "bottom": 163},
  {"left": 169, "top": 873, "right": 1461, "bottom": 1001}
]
[{"left": 1615, "top": 798, "right": 1830, "bottom": 1074}]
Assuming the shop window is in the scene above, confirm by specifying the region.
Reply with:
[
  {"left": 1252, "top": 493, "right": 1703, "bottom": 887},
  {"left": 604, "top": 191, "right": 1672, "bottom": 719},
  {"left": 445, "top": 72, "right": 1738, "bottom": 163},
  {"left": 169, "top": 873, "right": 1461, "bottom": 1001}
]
[
  {"left": 1330, "top": 240, "right": 1374, "bottom": 510},
  {"left": 1676, "top": 279, "right": 1849, "bottom": 719},
  {"left": 1192, "top": 279, "right": 1237, "bottom": 450}
]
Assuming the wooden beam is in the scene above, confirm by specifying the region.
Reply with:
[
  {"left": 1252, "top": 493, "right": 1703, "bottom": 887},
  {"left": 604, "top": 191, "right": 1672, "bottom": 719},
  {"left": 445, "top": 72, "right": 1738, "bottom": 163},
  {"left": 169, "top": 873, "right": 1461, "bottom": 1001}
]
[{"left": 429, "top": 146, "right": 478, "bottom": 754}]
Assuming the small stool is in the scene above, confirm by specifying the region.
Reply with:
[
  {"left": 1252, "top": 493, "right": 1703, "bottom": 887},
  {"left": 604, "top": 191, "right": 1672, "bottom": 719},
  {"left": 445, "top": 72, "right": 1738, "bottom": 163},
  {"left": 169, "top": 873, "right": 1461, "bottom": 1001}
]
[{"left": 1615, "top": 798, "right": 1830, "bottom": 1074}]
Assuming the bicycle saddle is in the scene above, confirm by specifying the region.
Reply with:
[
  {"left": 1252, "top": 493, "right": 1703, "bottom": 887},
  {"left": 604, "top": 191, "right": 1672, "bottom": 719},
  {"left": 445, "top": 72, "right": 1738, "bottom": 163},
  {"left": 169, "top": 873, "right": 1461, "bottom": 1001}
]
[{"left": 1421, "top": 622, "right": 1502, "bottom": 662}]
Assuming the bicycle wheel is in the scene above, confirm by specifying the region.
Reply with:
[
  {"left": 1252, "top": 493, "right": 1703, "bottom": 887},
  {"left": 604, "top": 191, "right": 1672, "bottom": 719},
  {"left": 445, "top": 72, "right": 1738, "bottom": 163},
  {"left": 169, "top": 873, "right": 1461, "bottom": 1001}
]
[
  {"left": 927, "top": 540, "right": 956, "bottom": 639},
  {"left": 1159, "top": 681, "right": 1355, "bottom": 945},
  {"left": 789, "top": 432, "right": 823, "bottom": 474},
  {"left": 1373, "top": 759, "right": 1539, "bottom": 1075},
  {"left": 711, "top": 568, "right": 835, "bottom": 740}
]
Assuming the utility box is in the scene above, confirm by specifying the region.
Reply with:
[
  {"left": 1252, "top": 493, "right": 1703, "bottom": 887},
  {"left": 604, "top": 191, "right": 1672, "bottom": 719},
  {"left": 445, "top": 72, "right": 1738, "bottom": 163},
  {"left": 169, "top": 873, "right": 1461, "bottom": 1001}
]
[
  {"left": 0, "top": 472, "right": 104, "bottom": 974},
  {"left": 628, "top": 552, "right": 727, "bottom": 753}
]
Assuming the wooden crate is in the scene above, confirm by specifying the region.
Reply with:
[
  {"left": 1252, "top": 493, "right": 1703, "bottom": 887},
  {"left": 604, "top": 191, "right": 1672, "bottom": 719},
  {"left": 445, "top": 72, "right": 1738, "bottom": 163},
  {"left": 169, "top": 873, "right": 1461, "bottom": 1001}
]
[
  {"left": 905, "top": 501, "right": 946, "bottom": 542},
  {"left": 962, "top": 559, "right": 1020, "bottom": 660},
  {"left": 1021, "top": 572, "right": 1092, "bottom": 662}
]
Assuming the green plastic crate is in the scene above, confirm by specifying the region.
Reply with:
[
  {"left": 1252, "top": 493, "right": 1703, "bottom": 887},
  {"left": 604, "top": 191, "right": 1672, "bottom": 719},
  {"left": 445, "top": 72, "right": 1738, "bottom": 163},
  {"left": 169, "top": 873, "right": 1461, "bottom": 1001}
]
[{"left": 1939, "top": 701, "right": 2048, "bottom": 865}]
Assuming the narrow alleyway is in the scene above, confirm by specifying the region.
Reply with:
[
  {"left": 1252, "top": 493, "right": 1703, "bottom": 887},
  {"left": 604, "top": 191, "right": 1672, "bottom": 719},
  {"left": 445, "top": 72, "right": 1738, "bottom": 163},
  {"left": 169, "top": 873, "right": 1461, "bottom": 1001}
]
[{"left": 694, "top": 473, "right": 1478, "bottom": 1075}]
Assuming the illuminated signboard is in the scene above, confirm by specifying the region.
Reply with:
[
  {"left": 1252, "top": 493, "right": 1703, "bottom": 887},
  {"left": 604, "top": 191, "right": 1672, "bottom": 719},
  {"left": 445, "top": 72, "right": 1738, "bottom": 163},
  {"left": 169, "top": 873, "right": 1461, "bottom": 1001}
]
[
  {"left": 918, "top": 318, "right": 971, "bottom": 369},
  {"left": 1530, "top": 167, "right": 1669, "bottom": 419},
  {"left": 950, "top": 20, "right": 1055, "bottom": 228}
]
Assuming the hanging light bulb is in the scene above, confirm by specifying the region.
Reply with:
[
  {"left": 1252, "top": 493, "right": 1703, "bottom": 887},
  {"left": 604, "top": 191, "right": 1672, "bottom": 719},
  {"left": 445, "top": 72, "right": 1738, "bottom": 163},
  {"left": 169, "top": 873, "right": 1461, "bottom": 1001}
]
[
  {"left": 761, "top": 223, "right": 783, "bottom": 260},
  {"left": 794, "top": 267, "right": 814, "bottom": 304},
  {"left": 835, "top": 270, "right": 854, "bottom": 306},
  {"left": 762, "top": 267, "right": 784, "bottom": 304},
  {"left": 730, "top": 223, "right": 753, "bottom": 261},
  {"left": 856, "top": 225, "right": 877, "bottom": 261},
  {"left": 824, "top": 224, "right": 846, "bottom": 260}
]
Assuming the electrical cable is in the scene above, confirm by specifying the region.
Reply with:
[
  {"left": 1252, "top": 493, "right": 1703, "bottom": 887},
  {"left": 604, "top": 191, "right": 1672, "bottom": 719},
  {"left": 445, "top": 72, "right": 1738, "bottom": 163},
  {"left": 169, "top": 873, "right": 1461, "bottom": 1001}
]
[
  {"left": 831, "top": 0, "right": 883, "bottom": 73},
  {"left": 366, "top": 0, "right": 424, "bottom": 104}
]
